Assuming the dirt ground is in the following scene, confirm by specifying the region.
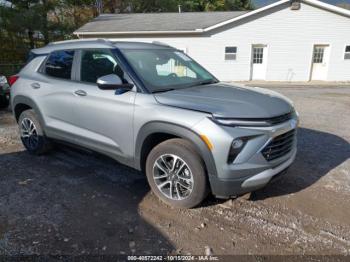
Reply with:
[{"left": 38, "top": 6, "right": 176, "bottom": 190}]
[{"left": 0, "top": 85, "right": 349, "bottom": 257}]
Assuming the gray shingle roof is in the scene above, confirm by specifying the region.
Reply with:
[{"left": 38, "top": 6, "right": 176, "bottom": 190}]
[{"left": 75, "top": 11, "right": 249, "bottom": 34}]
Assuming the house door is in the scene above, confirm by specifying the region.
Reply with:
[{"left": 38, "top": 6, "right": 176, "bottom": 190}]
[
  {"left": 311, "top": 45, "right": 330, "bottom": 81},
  {"left": 251, "top": 45, "right": 268, "bottom": 80}
]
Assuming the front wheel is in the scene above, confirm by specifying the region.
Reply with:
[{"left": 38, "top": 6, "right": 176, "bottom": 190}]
[{"left": 145, "top": 138, "right": 209, "bottom": 208}]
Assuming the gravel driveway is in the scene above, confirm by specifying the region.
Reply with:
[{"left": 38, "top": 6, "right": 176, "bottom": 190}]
[{"left": 0, "top": 85, "right": 349, "bottom": 256}]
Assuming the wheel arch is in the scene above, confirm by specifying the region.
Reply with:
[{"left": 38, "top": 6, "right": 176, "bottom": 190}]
[
  {"left": 12, "top": 96, "right": 45, "bottom": 125},
  {"left": 135, "top": 121, "right": 217, "bottom": 178}
]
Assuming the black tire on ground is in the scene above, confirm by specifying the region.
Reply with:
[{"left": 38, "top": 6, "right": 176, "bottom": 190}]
[
  {"left": 0, "top": 96, "right": 9, "bottom": 109},
  {"left": 18, "top": 109, "right": 52, "bottom": 155},
  {"left": 145, "top": 138, "right": 209, "bottom": 209}
]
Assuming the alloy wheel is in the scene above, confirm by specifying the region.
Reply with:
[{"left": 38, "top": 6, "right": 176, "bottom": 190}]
[
  {"left": 153, "top": 154, "right": 194, "bottom": 200},
  {"left": 20, "top": 118, "right": 39, "bottom": 150}
]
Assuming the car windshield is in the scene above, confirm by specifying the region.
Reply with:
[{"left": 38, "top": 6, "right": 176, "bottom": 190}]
[{"left": 119, "top": 48, "right": 218, "bottom": 93}]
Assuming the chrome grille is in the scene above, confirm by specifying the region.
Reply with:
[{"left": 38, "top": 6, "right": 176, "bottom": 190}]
[{"left": 262, "top": 129, "right": 296, "bottom": 161}]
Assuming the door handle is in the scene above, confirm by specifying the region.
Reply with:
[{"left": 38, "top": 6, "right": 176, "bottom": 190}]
[
  {"left": 31, "top": 83, "right": 41, "bottom": 89},
  {"left": 74, "top": 90, "right": 87, "bottom": 96}
]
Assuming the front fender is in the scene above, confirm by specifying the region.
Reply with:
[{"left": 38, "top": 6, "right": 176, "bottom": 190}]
[{"left": 135, "top": 121, "right": 217, "bottom": 177}]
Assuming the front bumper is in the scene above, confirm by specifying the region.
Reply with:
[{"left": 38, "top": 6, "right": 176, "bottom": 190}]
[
  {"left": 192, "top": 116, "right": 298, "bottom": 198},
  {"left": 209, "top": 149, "right": 296, "bottom": 198}
]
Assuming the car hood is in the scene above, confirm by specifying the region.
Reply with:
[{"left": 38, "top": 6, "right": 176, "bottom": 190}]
[{"left": 153, "top": 83, "right": 293, "bottom": 118}]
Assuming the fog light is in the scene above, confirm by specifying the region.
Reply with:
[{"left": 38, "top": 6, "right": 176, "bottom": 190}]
[
  {"left": 232, "top": 139, "right": 244, "bottom": 149},
  {"left": 228, "top": 138, "right": 247, "bottom": 163}
]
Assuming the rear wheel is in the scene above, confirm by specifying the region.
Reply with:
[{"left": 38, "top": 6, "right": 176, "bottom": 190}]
[
  {"left": 146, "top": 138, "right": 209, "bottom": 208},
  {"left": 18, "top": 109, "right": 52, "bottom": 155}
]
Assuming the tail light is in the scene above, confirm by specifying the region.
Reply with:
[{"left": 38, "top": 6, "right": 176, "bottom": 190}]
[{"left": 7, "top": 75, "right": 19, "bottom": 87}]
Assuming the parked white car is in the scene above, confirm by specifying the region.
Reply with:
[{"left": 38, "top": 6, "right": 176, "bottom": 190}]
[{"left": 0, "top": 75, "right": 10, "bottom": 108}]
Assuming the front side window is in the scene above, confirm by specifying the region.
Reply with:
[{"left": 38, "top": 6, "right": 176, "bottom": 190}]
[
  {"left": 119, "top": 48, "right": 217, "bottom": 93},
  {"left": 45, "top": 50, "right": 74, "bottom": 79},
  {"left": 345, "top": 45, "right": 350, "bottom": 60},
  {"left": 225, "top": 47, "right": 237, "bottom": 60},
  {"left": 80, "top": 49, "right": 126, "bottom": 83}
]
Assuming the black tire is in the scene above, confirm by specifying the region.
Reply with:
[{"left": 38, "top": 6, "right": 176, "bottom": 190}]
[
  {"left": 145, "top": 138, "right": 209, "bottom": 208},
  {"left": 0, "top": 95, "right": 9, "bottom": 109},
  {"left": 18, "top": 109, "right": 52, "bottom": 155}
]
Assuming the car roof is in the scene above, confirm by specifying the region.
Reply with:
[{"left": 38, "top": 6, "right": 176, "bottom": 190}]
[{"left": 31, "top": 39, "right": 174, "bottom": 55}]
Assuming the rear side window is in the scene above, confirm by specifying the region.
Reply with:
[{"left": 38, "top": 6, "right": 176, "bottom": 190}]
[{"left": 45, "top": 50, "right": 74, "bottom": 79}]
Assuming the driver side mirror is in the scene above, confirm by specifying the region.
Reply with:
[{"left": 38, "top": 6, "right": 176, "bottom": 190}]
[{"left": 96, "top": 74, "right": 134, "bottom": 94}]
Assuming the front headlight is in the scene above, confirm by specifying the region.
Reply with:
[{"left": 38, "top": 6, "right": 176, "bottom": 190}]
[
  {"left": 211, "top": 116, "right": 271, "bottom": 127},
  {"left": 211, "top": 109, "right": 298, "bottom": 127}
]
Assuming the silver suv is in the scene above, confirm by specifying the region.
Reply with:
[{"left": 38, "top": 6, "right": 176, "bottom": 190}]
[{"left": 11, "top": 39, "right": 298, "bottom": 208}]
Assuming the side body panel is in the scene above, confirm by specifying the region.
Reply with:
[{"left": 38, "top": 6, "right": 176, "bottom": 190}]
[{"left": 68, "top": 81, "right": 136, "bottom": 164}]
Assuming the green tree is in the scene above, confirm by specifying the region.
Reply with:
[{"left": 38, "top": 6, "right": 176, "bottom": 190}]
[
  {"left": 127, "top": 0, "right": 177, "bottom": 12},
  {"left": 50, "top": 0, "right": 96, "bottom": 39},
  {"left": 166, "top": 0, "right": 253, "bottom": 12},
  {"left": 119, "top": 0, "right": 254, "bottom": 13},
  {"left": 0, "top": 0, "right": 255, "bottom": 67},
  {"left": 0, "top": 0, "right": 96, "bottom": 66},
  {"left": 180, "top": 0, "right": 225, "bottom": 11},
  {"left": 224, "top": 0, "right": 254, "bottom": 10}
]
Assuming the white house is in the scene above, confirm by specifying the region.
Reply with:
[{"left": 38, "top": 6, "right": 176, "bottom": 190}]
[{"left": 74, "top": 0, "right": 350, "bottom": 82}]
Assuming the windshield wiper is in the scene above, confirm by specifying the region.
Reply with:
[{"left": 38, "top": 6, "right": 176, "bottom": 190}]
[
  {"left": 152, "top": 88, "right": 176, "bottom": 94},
  {"left": 198, "top": 79, "right": 218, "bottom": 85},
  {"left": 152, "top": 80, "right": 218, "bottom": 93},
  {"left": 187, "top": 79, "right": 218, "bottom": 88}
]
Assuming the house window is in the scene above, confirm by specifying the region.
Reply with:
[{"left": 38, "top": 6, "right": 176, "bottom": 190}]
[
  {"left": 313, "top": 47, "right": 324, "bottom": 63},
  {"left": 253, "top": 47, "right": 264, "bottom": 64},
  {"left": 225, "top": 47, "right": 237, "bottom": 60},
  {"left": 345, "top": 46, "right": 350, "bottom": 60}
]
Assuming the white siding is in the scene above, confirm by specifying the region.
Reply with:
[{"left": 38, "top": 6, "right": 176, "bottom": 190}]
[{"left": 88, "top": 2, "right": 350, "bottom": 81}]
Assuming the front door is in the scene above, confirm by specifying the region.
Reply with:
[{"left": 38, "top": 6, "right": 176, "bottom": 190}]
[
  {"left": 251, "top": 45, "right": 268, "bottom": 80},
  {"left": 311, "top": 45, "right": 330, "bottom": 81},
  {"left": 71, "top": 49, "right": 136, "bottom": 162}
]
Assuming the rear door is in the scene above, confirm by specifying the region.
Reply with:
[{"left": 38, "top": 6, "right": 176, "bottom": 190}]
[
  {"left": 69, "top": 49, "right": 136, "bottom": 162},
  {"left": 36, "top": 50, "right": 79, "bottom": 142}
]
